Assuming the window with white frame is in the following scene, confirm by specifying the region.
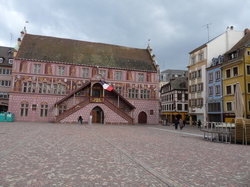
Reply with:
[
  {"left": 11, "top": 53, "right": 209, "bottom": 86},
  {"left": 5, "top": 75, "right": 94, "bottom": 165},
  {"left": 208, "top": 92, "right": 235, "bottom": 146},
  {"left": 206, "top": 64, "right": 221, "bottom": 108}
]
[
  {"left": 197, "top": 98, "right": 203, "bottom": 107},
  {"left": 229, "top": 52, "right": 237, "bottom": 60},
  {"left": 177, "top": 104, "right": 182, "bottom": 110},
  {"left": 82, "top": 68, "right": 89, "bottom": 78},
  {"left": 226, "top": 69, "right": 231, "bottom": 78},
  {"left": 140, "top": 89, "right": 150, "bottom": 99},
  {"left": 226, "top": 102, "right": 232, "bottom": 111},
  {"left": 0, "top": 58, "right": 3, "bottom": 63},
  {"left": 54, "top": 84, "right": 66, "bottom": 95},
  {"left": 197, "top": 83, "right": 203, "bottom": 92},
  {"left": 209, "top": 73, "right": 213, "bottom": 83},
  {"left": 8, "top": 59, "right": 13, "bottom": 64},
  {"left": 197, "top": 69, "right": 202, "bottom": 77},
  {"left": 115, "top": 71, "right": 122, "bottom": 80},
  {"left": 39, "top": 83, "right": 51, "bottom": 94},
  {"left": 128, "top": 88, "right": 138, "bottom": 98},
  {"left": 215, "top": 71, "right": 220, "bottom": 81},
  {"left": 198, "top": 53, "right": 204, "bottom": 61},
  {"left": 191, "top": 71, "right": 196, "bottom": 79},
  {"left": 23, "top": 82, "right": 36, "bottom": 93},
  {"left": 40, "top": 103, "right": 48, "bottom": 117},
  {"left": 0, "top": 69, "right": 11, "bottom": 75},
  {"left": 191, "top": 56, "right": 196, "bottom": 64},
  {"left": 34, "top": 64, "right": 41, "bottom": 74},
  {"left": 0, "top": 92, "right": 9, "bottom": 98},
  {"left": 0, "top": 80, "right": 11, "bottom": 87},
  {"left": 99, "top": 70, "right": 106, "bottom": 78},
  {"left": 191, "top": 99, "right": 196, "bottom": 107},
  {"left": 215, "top": 85, "right": 220, "bottom": 95},
  {"left": 138, "top": 73, "right": 144, "bottom": 82},
  {"left": 58, "top": 66, "right": 65, "bottom": 76},
  {"left": 177, "top": 93, "right": 182, "bottom": 100},
  {"left": 226, "top": 85, "right": 232, "bottom": 95},
  {"left": 20, "top": 102, "right": 29, "bottom": 117},
  {"left": 191, "top": 85, "right": 196, "bottom": 92},
  {"left": 185, "top": 104, "right": 188, "bottom": 111},
  {"left": 233, "top": 67, "right": 238, "bottom": 76},
  {"left": 208, "top": 86, "right": 213, "bottom": 96}
]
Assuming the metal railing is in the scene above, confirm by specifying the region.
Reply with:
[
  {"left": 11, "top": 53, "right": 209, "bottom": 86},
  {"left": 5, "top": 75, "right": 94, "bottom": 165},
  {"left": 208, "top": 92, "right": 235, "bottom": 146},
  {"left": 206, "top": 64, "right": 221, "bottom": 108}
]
[{"left": 200, "top": 122, "right": 234, "bottom": 143}]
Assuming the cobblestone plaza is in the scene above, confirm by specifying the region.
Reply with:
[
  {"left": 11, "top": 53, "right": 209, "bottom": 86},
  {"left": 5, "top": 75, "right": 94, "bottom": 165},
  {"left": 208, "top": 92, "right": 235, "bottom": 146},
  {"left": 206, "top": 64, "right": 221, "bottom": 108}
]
[{"left": 0, "top": 122, "right": 249, "bottom": 187}]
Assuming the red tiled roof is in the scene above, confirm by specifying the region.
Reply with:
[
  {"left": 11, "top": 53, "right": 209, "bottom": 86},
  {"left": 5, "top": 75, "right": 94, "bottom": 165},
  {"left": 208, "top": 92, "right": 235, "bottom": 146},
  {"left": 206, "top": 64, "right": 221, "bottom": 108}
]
[{"left": 16, "top": 34, "right": 156, "bottom": 71}]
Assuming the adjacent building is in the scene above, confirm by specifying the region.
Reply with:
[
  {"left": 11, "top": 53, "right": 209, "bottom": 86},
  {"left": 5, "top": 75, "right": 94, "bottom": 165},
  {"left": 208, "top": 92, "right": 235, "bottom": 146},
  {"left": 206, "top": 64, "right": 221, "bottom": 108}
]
[
  {"left": 160, "top": 69, "right": 187, "bottom": 87},
  {"left": 222, "top": 28, "right": 250, "bottom": 122},
  {"left": 160, "top": 76, "right": 188, "bottom": 123},
  {"left": 188, "top": 26, "right": 244, "bottom": 124},
  {"left": 0, "top": 46, "right": 14, "bottom": 112},
  {"left": 9, "top": 29, "right": 160, "bottom": 124},
  {"left": 206, "top": 56, "right": 223, "bottom": 122}
]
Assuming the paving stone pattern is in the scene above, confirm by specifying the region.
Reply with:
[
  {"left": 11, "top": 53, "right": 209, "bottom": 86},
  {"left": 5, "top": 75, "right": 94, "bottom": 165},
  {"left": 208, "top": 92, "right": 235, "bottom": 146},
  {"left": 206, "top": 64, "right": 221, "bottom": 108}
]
[{"left": 0, "top": 122, "right": 249, "bottom": 187}]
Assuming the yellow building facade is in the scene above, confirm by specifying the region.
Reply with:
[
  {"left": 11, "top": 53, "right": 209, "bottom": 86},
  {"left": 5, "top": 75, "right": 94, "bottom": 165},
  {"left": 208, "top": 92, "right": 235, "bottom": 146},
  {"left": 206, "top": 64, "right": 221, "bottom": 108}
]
[{"left": 222, "top": 29, "right": 250, "bottom": 121}]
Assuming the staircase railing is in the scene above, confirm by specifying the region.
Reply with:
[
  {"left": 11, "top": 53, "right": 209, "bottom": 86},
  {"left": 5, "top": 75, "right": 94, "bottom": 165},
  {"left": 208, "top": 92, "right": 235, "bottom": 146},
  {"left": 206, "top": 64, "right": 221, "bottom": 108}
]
[
  {"left": 55, "top": 98, "right": 90, "bottom": 122},
  {"left": 103, "top": 98, "right": 133, "bottom": 124}
]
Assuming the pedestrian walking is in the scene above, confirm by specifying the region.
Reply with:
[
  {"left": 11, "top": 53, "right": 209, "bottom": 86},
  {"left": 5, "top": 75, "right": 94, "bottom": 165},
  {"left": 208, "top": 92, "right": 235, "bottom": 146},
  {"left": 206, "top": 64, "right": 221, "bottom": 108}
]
[
  {"left": 197, "top": 119, "right": 201, "bottom": 128},
  {"left": 174, "top": 118, "right": 179, "bottom": 130},
  {"left": 183, "top": 119, "right": 186, "bottom": 127},
  {"left": 179, "top": 119, "right": 184, "bottom": 130},
  {"left": 78, "top": 115, "right": 83, "bottom": 124}
]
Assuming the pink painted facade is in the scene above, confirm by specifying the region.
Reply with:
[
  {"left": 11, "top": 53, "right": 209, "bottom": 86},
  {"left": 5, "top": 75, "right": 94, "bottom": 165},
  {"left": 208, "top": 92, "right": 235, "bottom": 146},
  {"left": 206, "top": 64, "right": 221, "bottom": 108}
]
[{"left": 8, "top": 32, "right": 160, "bottom": 124}]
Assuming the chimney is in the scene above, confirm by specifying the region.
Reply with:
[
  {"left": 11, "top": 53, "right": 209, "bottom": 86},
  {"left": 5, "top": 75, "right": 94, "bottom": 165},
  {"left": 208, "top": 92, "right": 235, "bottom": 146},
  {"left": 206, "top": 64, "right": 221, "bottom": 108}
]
[{"left": 244, "top": 28, "right": 250, "bottom": 35}]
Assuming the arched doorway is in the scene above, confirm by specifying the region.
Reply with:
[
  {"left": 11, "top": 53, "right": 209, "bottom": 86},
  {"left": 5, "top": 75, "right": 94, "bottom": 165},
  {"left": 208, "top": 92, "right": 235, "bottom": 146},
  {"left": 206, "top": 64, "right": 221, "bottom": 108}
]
[
  {"left": 138, "top": 111, "right": 147, "bottom": 124},
  {"left": 91, "top": 83, "right": 103, "bottom": 97},
  {"left": 91, "top": 106, "right": 104, "bottom": 123}
]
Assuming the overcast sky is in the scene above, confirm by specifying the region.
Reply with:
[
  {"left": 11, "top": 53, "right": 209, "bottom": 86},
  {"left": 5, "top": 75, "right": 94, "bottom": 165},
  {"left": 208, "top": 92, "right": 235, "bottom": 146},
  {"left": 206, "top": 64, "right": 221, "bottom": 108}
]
[{"left": 0, "top": 0, "right": 249, "bottom": 71}]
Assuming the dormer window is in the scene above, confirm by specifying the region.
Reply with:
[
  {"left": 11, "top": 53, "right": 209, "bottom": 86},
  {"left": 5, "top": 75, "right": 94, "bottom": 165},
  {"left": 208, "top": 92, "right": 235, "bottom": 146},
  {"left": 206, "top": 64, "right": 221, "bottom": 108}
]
[
  {"left": 0, "top": 58, "right": 3, "bottom": 63},
  {"left": 8, "top": 59, "right": 13, "bottom": 64},
  {"left": 228, "top": 51, "right": 237, "bottom": 60}
]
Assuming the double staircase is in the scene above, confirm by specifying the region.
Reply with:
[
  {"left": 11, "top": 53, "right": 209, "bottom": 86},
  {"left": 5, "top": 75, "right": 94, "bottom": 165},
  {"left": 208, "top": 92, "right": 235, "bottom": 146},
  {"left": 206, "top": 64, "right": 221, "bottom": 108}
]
[{"left": 55, "top": 97, "right": 133, "bottom": 124}]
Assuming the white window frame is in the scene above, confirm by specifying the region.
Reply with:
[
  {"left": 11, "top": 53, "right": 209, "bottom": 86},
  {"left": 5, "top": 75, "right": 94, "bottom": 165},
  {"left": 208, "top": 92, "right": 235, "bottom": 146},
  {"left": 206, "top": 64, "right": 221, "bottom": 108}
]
[
  {"left": 8, "top": 59, "right": 13, "bottom": 64},
  {"left": 40, "top": 104, "right": 48, "bottom": 117},
  {"left": 226, "top": 102, "right": 233, "bottom": 112},
  {"left": 115, "top": 71, "right": 122, "bottom": 80},
  {"left": 58, "top": 66, "right": 65, "bottom": 76},
  {"left": 34, "top": 64, "right": 41, "bottom": 74},
  {"left": 82, "top": 68, "right": 89, "bottom": 78},
  {"left": 215, "top": 85, "right": 220, "bottom": 95},
  {"left": 198, "top": 53, "right": 203, "bottom": 61},
  {"left": 215, "top": 71, "right": 220, "bottom": 81},
  {"left": 138, "top": 73, "right": 144, "bottom": 82}
]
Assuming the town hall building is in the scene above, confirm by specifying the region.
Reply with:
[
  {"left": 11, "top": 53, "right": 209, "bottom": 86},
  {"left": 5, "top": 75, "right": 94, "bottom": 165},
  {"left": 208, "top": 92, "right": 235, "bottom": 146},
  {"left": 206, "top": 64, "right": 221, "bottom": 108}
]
[{"left": 8, "top": 29, "right": 160, "bottom": 124}]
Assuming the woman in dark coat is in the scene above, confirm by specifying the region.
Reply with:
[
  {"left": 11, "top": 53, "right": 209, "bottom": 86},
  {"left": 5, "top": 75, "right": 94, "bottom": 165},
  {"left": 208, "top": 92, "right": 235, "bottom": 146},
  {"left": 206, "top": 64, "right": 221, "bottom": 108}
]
[{"left": 78, "top": 115, "right": 83, "bottom": 124}]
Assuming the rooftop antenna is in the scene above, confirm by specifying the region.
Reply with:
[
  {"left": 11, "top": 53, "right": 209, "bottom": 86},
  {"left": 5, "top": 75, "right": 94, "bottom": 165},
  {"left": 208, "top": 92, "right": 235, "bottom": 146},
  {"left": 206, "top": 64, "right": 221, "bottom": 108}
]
[
  {"left": 10, "top": 33, "right": 13, "bottom": 47},
  {"left": 148, "top": 39, "right": 150, "bottom": 46},
  {"left": 203, "top": 23, "right": 211, "bottom": 41}
]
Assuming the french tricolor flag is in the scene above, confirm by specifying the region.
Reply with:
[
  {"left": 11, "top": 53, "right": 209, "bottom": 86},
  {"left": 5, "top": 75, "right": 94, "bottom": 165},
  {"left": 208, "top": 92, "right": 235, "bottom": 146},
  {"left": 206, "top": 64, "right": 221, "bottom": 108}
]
[{"left": 100, "top": 80, "right": 113, "bottom": 91}]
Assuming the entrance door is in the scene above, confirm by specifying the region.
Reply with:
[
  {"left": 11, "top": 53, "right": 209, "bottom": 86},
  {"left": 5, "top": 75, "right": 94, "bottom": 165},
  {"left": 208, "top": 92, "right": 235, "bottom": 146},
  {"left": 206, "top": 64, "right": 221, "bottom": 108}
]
[
  {"left": 91, "top": 106, "right": 104, "bottom": 123},
  {"left": 138, "top": 111, "right": 147, "bottom": 124}
]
